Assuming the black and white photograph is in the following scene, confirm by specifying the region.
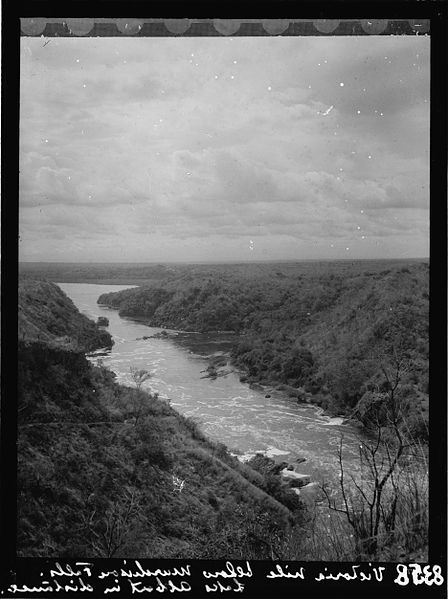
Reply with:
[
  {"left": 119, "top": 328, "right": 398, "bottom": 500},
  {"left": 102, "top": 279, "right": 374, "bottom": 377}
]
[{"left": 15, "top": 17, "right": 435, "bottom": 577}]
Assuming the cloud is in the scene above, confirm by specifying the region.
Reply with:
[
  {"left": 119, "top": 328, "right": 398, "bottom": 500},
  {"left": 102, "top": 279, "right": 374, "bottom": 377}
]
[{"left": 19, "top": 35, "right": 429, "bottom": 262}]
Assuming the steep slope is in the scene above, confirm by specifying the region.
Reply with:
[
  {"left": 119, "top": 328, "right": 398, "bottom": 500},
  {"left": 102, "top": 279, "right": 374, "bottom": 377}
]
[
  {"left": 17, "top": 281, "right": 305, "bottom": 558},
  {"left": 19, "top": 278, "right": 113, "bottom": 352}
]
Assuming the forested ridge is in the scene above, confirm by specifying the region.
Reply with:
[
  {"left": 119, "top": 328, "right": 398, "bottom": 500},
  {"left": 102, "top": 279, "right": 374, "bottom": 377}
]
[
  {"left": 98, "top": 262, "right": 429, "bottom": 435},
  {"left": 19, "top": 278, "right": 113, "bottom": 352},
  {"left": 17, "top": 280, "right": 307, "bottom": 558}
]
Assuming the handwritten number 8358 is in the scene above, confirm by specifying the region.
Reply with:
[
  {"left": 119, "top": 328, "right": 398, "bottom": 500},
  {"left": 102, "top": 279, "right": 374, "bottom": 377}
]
[{"left": 394, "top": 565, "right": 444, "bottom": 586}]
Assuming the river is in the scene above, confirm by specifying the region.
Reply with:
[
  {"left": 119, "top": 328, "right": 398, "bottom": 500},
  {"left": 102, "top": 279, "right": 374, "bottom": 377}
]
[{"left": 58, "top": 282, "right": 361, "bottom": 483}]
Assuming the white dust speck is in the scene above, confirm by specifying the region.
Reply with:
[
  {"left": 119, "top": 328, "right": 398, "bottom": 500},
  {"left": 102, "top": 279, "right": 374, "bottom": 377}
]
[
  {"left": 267, "top": 86, "right": 272, "bottom": 91},
  {"left": 356, "top": 110, "right": 361, "bottom": 114},
  {"left": 368, "top": 155, "right": 372, "bottom": 159},
  {"left": 339, "top": 82, "right": 344, "bottom": 87}
]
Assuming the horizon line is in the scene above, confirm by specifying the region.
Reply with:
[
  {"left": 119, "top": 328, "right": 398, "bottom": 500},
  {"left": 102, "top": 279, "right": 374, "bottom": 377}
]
[{"left": 19, "top": 257, "right": 429, "bottom": 266}]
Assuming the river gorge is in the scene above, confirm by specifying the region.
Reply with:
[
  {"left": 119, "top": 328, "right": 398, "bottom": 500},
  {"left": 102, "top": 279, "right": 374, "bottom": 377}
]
[{"left": 58, "top": 282, "right": 362, "bottom": 485}]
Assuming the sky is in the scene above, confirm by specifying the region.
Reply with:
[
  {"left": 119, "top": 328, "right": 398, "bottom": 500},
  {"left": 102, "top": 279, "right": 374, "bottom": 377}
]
[{"left": 19, "top": 34, "right": 429, "bottom": 262}]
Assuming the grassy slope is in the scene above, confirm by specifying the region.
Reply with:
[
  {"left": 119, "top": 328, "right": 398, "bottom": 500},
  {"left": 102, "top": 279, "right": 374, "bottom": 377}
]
[{"left": 17, "top": 281, "right": 304, "bottom": 559}]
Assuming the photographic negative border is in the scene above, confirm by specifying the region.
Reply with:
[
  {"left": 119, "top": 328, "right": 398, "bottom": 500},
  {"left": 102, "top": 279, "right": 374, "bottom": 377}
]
[{"left": 2, "top": 2, "right": 447, "bottom": 597}]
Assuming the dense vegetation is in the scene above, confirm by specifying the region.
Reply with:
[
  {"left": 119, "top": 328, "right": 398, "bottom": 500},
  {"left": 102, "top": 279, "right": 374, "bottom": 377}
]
[
  {"left": 19, "top": 258, "right": 423, "bottom": 285},
  {"left": 19, "top": 278, "right": 113, "bottom": 352},
  {"left": 17, "top": 263, "right": 429, "bottom": 561},
  {"left": 19, "top": 262, "right": 175, "bottom": 286},
  {"left": 97, "top": 261, "right": 429, "bottom": 435},
  {"left": 17, "top": 280, "right": 307, "bottom": 558}
]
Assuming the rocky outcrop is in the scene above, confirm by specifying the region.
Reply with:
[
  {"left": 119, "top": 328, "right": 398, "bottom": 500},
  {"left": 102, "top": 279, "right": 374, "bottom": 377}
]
[
  {"left": 246, "top": 451, "right": 319, "bottom": 501},
  {"left": 246, "top": 453, "right": 289, "bottom": 477},
  {"left": 280, "top": 469, "right": 311, "bottom": 488},
  {"left": 136, "top": 330, "right": 178, "bottom": 340},
  {"left": 200, "top": 352, "right": 232, "bottom": 379}
]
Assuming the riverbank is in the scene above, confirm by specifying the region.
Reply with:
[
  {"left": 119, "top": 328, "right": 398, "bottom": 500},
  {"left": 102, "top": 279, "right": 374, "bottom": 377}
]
[
  {"left": 195, "top": 346, "right": 351, "bottom": 423},
  {"left": 18, "top": 279, "right": 312, "bottom": 559},
  {"left": 129, "top": 320, "right": 351, "bottom": 421},
  {"left": 56, "top": 281, "right": 429, "bottom": 562},
  {"left": 93, "top": 261, "right": 428, "bottom": 444}
]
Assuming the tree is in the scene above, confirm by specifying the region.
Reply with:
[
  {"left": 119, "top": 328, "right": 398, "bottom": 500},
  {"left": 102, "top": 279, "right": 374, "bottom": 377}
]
[
  {"left": 129, "top": 367, "right": 152, "bottom": 426},
  {"left": 84, "top": 488, "right": 143, "bottom": 557},
  {"left": 321, "top": 351, "right": 428, "bottom": 559}
]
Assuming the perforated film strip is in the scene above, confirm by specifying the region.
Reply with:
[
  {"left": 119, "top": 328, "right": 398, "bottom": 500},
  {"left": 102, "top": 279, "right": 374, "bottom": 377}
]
[{"left": 20, "top": 18, "right": 430, "bottom": 37}]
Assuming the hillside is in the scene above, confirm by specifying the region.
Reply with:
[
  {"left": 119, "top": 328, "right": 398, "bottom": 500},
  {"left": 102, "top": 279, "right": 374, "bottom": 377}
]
[
  {"left": 97, "top": 262, "right": 429, "bottom": 434},
  {"left": 19, "top": 278, "right": 113, "bottom": 352},
  {"left": 17, "top": 281, "right": 307, "bottom": 559}
]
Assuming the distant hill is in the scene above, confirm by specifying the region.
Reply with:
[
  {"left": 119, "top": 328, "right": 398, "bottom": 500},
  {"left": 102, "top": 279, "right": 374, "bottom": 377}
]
[
  {"left": 18, "top": 262, "right": 176, "bottom": 286},
  {"left": 19, "top": 258, "right": 426, "bottom": 285},
  {"left": 18, "top": 278, "right": 113, "bottom": 352}
]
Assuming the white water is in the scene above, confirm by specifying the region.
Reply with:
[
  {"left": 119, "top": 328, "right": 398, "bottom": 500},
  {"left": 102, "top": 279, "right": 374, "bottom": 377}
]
[{"left": 58, "top": 282, "right": 362, "bottom": 483}]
